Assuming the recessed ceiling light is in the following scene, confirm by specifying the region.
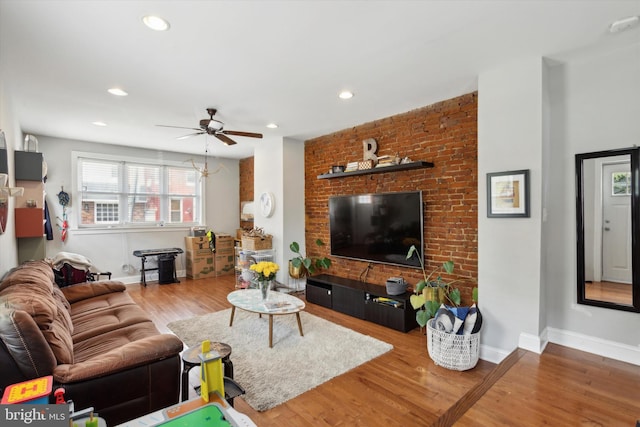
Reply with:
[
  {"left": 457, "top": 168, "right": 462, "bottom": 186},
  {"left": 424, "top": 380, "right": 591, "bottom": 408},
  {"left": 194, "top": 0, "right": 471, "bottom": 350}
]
[
  {"left": 609, "top": 16, "right": 639, "bottom": 33},
  {"left": 338, "top": 91, "right": 354, "bottom": 100},
  {"left": 142, "top": 15, "right": 170, "bottom": 31},
  {"left": 266, "top": 123, "right": 278, "bottom": 129},
  {"left": 107, "top": 88, "right": 128, "bottom": 96},
  {"left": 92, "top": 121, "right": 107, "bottom": 127}
]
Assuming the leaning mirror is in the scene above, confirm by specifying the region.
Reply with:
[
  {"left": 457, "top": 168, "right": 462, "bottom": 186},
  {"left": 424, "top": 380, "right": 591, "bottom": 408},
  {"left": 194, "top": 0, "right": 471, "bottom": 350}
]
[{"left": 576, "top": 148, "right": 640, "bottom": 312}]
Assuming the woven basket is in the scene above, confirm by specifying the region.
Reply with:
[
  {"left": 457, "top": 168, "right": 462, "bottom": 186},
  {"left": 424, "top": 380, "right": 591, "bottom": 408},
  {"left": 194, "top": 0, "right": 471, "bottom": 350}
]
[{"left": 426, "top": 319, "right": 480, "bottom": 371}]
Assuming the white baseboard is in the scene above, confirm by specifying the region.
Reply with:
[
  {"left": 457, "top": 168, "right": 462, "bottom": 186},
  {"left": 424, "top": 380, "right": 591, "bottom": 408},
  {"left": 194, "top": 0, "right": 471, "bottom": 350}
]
[
  {"left": 519, "top": 329, "right": 549, "bottom": 354},
  {"left": 479, "top": 344, "right": 512, "bottom": 364},
  {"left": 547, "top": 327, "right": 640, "bottom": 366},
  {"left": 118, "top": 269, "right": 186, "bottom": 286}
]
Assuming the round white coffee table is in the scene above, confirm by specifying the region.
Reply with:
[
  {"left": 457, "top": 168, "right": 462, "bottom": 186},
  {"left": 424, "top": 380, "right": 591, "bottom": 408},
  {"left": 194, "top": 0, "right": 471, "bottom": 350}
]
[{"left": 227, "top": 289, "right": 306, "bottom": 348}]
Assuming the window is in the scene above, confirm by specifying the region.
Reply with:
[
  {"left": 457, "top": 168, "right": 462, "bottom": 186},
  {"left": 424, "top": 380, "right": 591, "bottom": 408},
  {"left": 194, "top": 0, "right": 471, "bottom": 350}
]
[
  {"left": 612, "top": 171, "right": 632, "bottom": 195},
  {"left": 76, "top": 155, "right": 201, "bottom": 227}
]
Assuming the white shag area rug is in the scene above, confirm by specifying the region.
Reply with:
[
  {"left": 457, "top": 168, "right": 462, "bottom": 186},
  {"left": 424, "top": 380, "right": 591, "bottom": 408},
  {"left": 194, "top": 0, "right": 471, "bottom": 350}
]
[{"left": 167, "top": 308, "right": 393, "bottom": 411}]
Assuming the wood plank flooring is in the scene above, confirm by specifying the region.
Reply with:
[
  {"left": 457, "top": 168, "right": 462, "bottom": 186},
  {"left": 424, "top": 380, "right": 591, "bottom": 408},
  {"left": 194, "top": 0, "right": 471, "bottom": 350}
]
[{"left": 127, "top": 275, "right": 640, "bottom": 426}]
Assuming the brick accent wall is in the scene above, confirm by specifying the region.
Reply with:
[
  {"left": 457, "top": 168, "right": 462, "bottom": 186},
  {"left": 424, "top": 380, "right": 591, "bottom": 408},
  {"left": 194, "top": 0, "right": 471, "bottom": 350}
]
[
  {"left": 304, "top": 92, "right": 478, "bottom": 302},
  {"left": 239, "top": 156, "right": 254, "bottom": 230}
]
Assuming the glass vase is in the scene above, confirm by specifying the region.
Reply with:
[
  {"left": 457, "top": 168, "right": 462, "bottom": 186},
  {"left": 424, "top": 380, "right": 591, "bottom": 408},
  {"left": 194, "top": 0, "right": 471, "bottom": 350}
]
[{"left": 259, "top": 280, "right": 272, "bottom": 300}]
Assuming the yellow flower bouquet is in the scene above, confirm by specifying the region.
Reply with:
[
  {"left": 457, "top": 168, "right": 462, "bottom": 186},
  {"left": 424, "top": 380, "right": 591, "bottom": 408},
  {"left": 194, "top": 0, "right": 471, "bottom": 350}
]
[{"left": 250, "top": 261, "right": 279, "bottom": 282}]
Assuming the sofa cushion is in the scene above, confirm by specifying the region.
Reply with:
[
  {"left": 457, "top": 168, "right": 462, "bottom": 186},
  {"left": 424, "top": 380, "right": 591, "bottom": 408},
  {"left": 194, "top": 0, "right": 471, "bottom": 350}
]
[
  {"left": 71, "top": 304, "right": 153, "bottom": 343},
  {"left": 0, "top": 261, "right": 74, "bottom": 364},
  {"left": 70, "top": 321, "right": 182, "bottom": 366},
  {"left": 61, "top": 281, "right": 126, "bottom": 304},
  {"left": 70, "top": 290, "right": 135, "bottom": 319}
]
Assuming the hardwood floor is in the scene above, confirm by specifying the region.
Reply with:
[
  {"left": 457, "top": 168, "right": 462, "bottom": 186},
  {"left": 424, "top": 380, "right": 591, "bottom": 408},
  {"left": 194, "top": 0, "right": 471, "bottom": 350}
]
[{"left": 127, "top": 275, "right": 640, "bottom": 426}]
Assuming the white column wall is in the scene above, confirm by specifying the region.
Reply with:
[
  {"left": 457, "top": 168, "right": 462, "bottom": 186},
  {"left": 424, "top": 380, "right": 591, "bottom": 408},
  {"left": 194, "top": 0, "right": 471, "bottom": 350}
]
[
  {"left": 253, "top": 138, "right": 285, "bottom": 282},
  {"left": 478, "top": 57, "right": 544, "bottom": 360},
  {"left": 253, "top": 137, "right": 306, "bottom": 284}
]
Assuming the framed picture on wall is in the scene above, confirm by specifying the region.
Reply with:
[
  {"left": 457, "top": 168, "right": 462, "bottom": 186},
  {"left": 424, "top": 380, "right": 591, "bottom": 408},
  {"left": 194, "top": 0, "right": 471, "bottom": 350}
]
[{"left": 487, "top": 169, "right": 530, "bottom": 218}]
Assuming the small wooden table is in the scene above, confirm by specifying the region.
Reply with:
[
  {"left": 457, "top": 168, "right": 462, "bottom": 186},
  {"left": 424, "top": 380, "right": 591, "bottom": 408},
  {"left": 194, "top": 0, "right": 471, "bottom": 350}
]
[{"left": 227, "top": 289, "right": 306, "bottom": 348}]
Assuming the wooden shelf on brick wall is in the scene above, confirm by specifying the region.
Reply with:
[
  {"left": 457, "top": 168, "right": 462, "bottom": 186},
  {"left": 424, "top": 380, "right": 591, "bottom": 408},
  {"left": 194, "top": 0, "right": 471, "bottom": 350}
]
[{"left": 317, "top": 161, "right": 433, "bottom": 180}]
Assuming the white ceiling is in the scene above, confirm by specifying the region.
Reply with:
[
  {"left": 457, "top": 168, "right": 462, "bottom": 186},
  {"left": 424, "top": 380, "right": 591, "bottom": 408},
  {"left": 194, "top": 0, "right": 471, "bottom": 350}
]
[{"left": 1, "top": 1, "right": 638, "bottom": 159}]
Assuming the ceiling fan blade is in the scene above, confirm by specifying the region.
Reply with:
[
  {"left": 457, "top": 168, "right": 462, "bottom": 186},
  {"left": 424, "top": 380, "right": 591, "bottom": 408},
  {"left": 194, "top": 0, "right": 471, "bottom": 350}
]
[
  {"left": 222, "top": 130, "right": 263, "bottom": 139},
  {"left": 215, "top": 133, "right": 237, "bottom": 146},
  {"left": 177, "top": 132, "right": 205, "bottom": 140},
  {"left": 157, "top": 124, "right": 202, "bottom": 131}
]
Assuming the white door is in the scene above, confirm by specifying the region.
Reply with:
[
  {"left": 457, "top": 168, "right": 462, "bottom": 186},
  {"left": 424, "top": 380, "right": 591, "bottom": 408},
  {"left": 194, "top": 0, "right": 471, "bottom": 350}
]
[{"left": 602, "top": 162, "right": 632, "bottom": 283}]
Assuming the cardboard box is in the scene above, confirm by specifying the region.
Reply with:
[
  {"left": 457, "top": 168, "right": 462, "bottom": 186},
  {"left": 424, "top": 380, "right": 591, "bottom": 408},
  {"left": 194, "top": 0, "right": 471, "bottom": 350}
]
[
  {"left": 185, "top": 236, "right": 209, "bottom": 251},
  {"left": 186, "top": 253, "right": 215, "bottom": 279},
  {"left": 186, "top": 248, "right": 213, "bottom": 257},
  {"left": 214, "top": 254, "right": 235, "bottom": 276},
  {"left": 215, "top": 233, "right": 234, "bottom": 249}
]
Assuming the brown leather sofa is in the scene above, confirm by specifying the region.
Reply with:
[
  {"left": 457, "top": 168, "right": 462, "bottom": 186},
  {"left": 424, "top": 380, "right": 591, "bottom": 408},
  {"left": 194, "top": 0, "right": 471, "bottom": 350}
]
[{"left": 0, "top": 260, "right": 184, "bottom": 425}]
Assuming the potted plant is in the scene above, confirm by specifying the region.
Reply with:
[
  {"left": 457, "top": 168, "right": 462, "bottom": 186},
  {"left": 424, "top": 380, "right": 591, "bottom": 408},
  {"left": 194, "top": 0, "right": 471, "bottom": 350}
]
[
  {"left": 406, "top": 245, "right": 462, "bottom": 328},
  {"left": 289, "top": 239, "right": 332, "bottom": 278}
]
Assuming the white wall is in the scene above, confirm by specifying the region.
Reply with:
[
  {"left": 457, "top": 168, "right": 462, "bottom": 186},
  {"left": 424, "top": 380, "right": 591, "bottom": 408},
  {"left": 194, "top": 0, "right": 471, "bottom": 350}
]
[
  {"left": 545, "top": 42, "right": 640, "bottom": 364},
  {"left": 478, "top": 57, "right": 545, "bottom": 360},
  {"left": 253, "top": 137, "right": 306, "bottom": 285},
  {"left": 38, "top": 135, "right": 239, "bottom": 283},
  {"left": 253, "top": 138, "right": 285, "bottom": 281},
  {"left": 0, "top": 77, "right": 21, "bottom": 275}
]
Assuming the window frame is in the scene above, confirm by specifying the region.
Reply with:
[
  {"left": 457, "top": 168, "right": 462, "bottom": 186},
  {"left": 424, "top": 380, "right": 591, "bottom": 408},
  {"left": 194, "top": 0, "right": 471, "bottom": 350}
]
[{"left": 72, "top": 151, "right": 204, "bottom": 230}]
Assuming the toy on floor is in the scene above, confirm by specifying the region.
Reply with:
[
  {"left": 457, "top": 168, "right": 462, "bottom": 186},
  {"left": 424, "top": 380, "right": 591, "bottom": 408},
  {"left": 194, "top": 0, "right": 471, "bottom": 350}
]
[
  {"left": 1, "top": 375, "right": 53, "bottom": 404},
  {"left": 199, "top": 340, "right": 225, "bottom": 403}
]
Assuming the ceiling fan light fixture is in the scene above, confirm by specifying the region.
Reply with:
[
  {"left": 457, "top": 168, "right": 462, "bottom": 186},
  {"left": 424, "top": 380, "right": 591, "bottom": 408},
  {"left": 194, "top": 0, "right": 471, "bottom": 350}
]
[
  {"left": 207, "top": 119, "right": 224, "bottom": 131},
  {"left": 107, "top": 88, "right": 128, "bottom": 96},
  {"left": 142, "top": 15, "right": 170, "bottom": 31}
]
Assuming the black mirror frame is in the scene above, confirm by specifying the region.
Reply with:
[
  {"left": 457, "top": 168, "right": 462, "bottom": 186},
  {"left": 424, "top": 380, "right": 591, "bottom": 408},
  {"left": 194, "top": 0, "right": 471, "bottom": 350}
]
[{"left": 576, "top": 147, "right": 640, "bottom": 312}]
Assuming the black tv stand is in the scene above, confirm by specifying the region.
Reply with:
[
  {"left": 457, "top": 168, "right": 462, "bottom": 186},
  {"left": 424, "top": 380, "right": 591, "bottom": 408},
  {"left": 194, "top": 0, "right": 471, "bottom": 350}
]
[{"left": 306, "top": 274, "right": 418, "bottom": 332}]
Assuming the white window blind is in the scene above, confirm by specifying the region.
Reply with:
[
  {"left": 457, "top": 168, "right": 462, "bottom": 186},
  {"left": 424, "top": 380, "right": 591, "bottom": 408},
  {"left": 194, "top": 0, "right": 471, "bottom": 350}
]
[{"left": 77, "top": 156, "right": 201, "bottom": 227}]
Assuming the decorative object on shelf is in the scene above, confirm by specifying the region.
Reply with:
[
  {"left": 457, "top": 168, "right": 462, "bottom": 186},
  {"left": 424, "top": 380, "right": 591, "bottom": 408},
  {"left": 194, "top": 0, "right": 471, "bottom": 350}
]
[
  {"left": 259, "top": 191, "right": 275, "bottom": 217},
  {"left": 406, "top": 245, "right": 463, "bottom": 328},
  {"left": 250, "top": 261, "right": 279, "bottom": 300},
  {"left": 241, "top": 227, "right": 273, "bottom": 250},
  {"left": 487, "top": 169, "right": 530, "bottom": 218},
  {"left": 23, "top": 134, "right": 38, "bottom": 152},
  {"left": 385, "top": 277, "right": 407, "bottom": 295},
  {"left": 331, "top": 165, "right": 345, "bottom": 173},
  {"left": 362, "top": 138, "right": 378, "bottom": 165},
  {"left": 289, "top": 239, "right": 331, "bottom": 278},
  {"left": 317, "top": 160, "right": 434, "bottom": 179}
]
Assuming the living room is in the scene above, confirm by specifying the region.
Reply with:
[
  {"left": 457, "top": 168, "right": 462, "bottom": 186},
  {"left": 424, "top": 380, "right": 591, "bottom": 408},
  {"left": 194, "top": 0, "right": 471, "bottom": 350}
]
[{"left": 0, "top": 1, "right": 639, "bottom": 425}]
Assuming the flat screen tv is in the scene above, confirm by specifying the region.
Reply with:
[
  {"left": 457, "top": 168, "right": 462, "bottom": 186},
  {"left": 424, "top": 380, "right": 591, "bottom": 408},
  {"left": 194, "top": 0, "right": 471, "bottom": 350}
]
[{"left": 329, "top": 191, "right": 423, "bottom": 268}]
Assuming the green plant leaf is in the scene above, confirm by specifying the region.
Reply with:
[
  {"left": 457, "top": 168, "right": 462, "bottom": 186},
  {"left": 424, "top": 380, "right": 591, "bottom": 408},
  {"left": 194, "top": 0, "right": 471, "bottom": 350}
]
[
  {"left": 410, "top": 294, "right": 425, "bottom": 310},
  {"left": 291, "top": 258, "right": 302, "bottom": 268},
  {"left": 315, "top": 239, "right": 325, "bottom": 247},
  {"left": 317, "top": 258, "right": 331, "bottom": 269},
  {"left": 448, "top": 288, "right": 461, "bottom": 306},
  {"left": 472, "top": 287, "right": 478, "bottom": 303},
  {"left": 443, "top": 260, "right": 454, "bottom": 275},
  {"left": 290, "top": 241, "right": 300, "bottom": 253},
  {"left": 424, "top": 300, "right": 440, "bottom": 319},
  {"left": 416, "top": 309, "right": 429, "bottom": 327},
  {"left": 302, "top": 258, "right": 312, "bottom": 269},
  {"left": 415, "top": 279, "right": 426, "bottom": 293}
]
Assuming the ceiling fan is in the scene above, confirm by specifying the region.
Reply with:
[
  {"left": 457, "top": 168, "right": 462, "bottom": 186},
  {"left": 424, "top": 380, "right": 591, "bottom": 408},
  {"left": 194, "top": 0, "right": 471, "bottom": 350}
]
[{"left": 157, "top": 108, "right": 263, "bottom": 145}]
